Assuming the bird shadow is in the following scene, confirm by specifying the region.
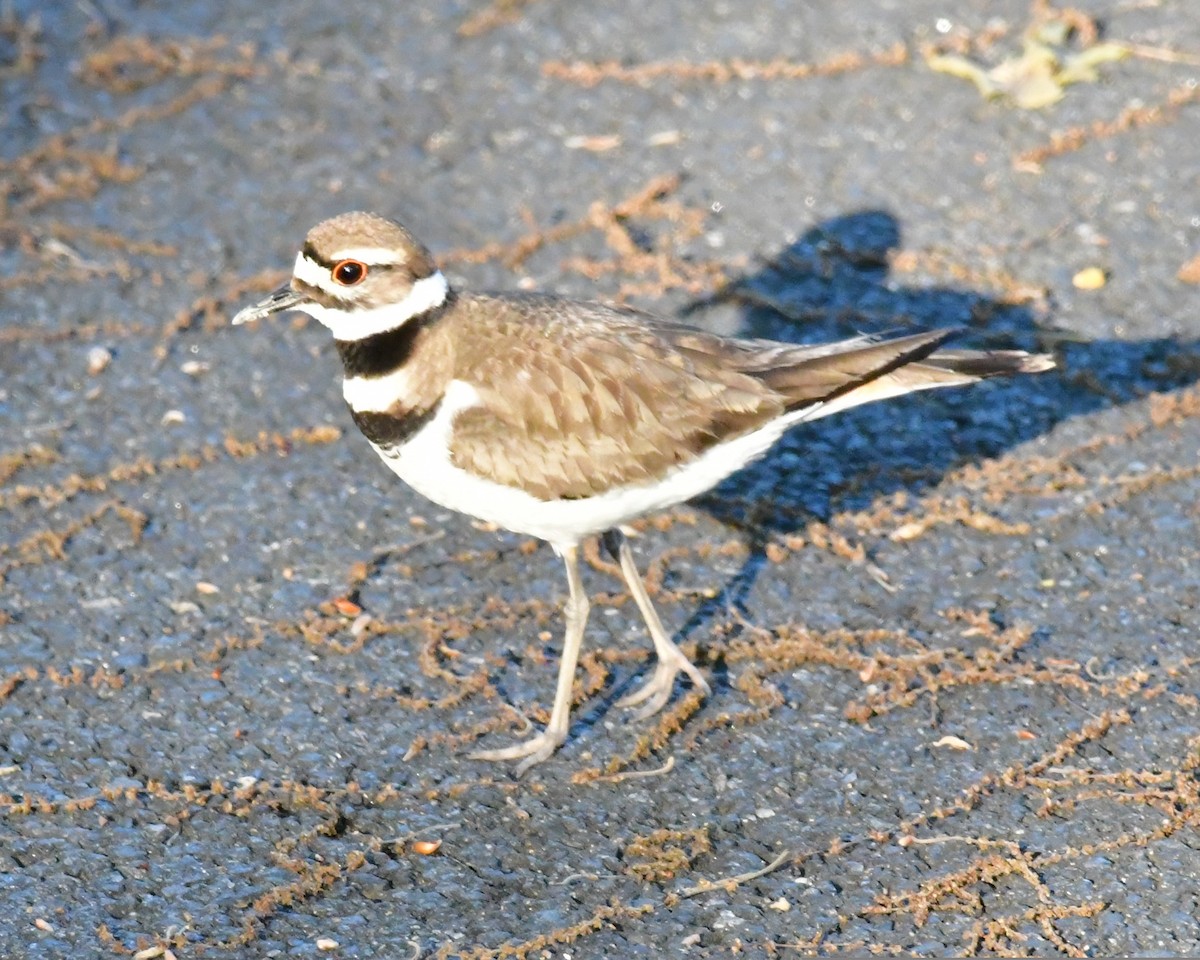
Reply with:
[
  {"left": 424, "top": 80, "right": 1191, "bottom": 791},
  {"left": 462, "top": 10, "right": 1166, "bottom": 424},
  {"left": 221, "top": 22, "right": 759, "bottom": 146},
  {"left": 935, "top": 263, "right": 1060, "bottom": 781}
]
[{"left": 659, "top": 208, "right": 1200, "bottom": 654}]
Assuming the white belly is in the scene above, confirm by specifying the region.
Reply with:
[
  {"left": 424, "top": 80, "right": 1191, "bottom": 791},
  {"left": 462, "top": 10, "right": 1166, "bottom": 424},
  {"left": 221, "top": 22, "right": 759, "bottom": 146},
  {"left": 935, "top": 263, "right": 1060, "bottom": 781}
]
[{"left": 368, "top": 380, "right": 808, "bottom": 550}]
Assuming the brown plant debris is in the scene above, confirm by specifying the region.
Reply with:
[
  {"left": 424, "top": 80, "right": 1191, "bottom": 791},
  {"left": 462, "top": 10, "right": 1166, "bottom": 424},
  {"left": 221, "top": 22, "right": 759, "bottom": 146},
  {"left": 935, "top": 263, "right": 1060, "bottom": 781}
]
[
  {"left": 724, "top": 617, "right": 1041, "bottom": 725},
  {"left": 0, "top": 499, "right": 147, "bottom": 585},
  {"left": 10, "top": 142, "right": 143, "bottom": 215},
  {"left": 963, "top": 901, "right": 1108, "bottom": 957},
  {"left": 223, "top": 848, "right": 369, "bottom": 947},
  {"left": 0, "top": 426, "right": 341, "bottom": 513},
  {"left": 0, "top": 628, "right": 274, "bottom": 706},
  {"left": 1015, "top": 79, "right": 1200, "bottom": 169},
  {"left": 888, "top": 247, "right": 1047, "bottom": 304},
  {"left": 677, "top": 847, "right": 793, "bottom": 899},
  {"left": 155, "top": 268, "right": 289, "bottom": 359},
  {"left": 623, "top": 826, "right": 711, "bottom": 882},
  {"left": 442, "top": 174, "right": 684, "bottom": 267},
  {"left": 860, "top": 721, "right": 1200, "bottom": 956},
  {"left": 79, "top": 35, "right": 263, "bottom": 93},
  {"left": 543, "top": 43, "right": 909, "bottom": 88},
  {"left": 781, "top": 379, "right": 1200, "bottom": 552},
  {"left": 0, "top": 314, "right": 161, "bottom": 345},
  {"left": 0, "top": 32, "right": 267, "bottom": 271},
  {"left": 869, "top": 846, "right": 1055, "bottom": 926},
  {"left": 887, "top": 498, "right": 1031, "bottom": 542},
  {"left": 441, "top": 173, "right": 725, "bottom": 303},
  {"left": 0, "top": 443, "right": 58, "bottom": 486},
  {"left": 436, "top": 900, "right": 654, "bottom": 960},
  {"left": 887, "top": 710, "right": 1132, "bottom": 844},
  {"left": 598, "top": 688, "right": 707, "bottom": 779},
  {"left": 0, "top": 72, "right": 237, "bottom": 237},
  {"left": 41, "top": 222, "right": 178, "bottom": 258},
  {"left": 457, "top": 0, "right": 543, "bottom": 38}
]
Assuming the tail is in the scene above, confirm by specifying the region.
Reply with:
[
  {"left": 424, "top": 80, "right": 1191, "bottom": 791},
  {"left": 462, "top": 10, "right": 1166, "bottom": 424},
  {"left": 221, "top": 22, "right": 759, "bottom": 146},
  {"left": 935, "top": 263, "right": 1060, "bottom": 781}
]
[
  {"left": 757, "top": 329, "right": 1056, "bottom": 423},
  {"left": 922, "top": 347, "right": 1057, "bottom": 378}
]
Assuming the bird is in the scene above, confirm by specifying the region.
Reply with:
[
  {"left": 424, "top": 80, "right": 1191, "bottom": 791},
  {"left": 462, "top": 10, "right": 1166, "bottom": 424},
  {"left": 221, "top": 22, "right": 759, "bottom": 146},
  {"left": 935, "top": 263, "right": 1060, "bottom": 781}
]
[{"left": 232, "top": 211, "right": 1055, "bottom": 773}]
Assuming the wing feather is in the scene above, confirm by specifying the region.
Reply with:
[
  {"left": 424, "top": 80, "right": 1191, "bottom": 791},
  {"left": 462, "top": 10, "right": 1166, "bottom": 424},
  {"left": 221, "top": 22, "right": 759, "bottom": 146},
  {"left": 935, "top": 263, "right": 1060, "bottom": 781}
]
[{"left": 443, "top": 294, "right": 1047, "bottom": 501}]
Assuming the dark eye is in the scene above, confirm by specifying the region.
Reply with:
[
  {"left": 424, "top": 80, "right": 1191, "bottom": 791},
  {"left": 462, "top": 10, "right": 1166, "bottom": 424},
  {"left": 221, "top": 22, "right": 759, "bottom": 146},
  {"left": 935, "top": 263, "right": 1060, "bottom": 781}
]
[{"left": 332, "top": 259, "right": 367, "bottom": 285}]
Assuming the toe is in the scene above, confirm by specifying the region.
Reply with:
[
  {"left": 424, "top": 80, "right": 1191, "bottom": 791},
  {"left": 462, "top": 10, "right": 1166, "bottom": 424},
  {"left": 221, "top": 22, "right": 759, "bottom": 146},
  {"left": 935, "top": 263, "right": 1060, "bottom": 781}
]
[
  {"left": 615, "top": 678, "right": 659, "bottom": 710},
  {"left": 679, "top": 658, "right": 712, "bottom": 696},
  {"left": 514, "top": 742, "right": 559, "bottom": 776},
  {"left": 468, "top": 728, "right": 567, "bottom": 768},
  {"left": 625, "top": 682, "right": 674, "bottom": 721},
  {"left": 616, "top": 655, "right": 710, "bottom": 714}
]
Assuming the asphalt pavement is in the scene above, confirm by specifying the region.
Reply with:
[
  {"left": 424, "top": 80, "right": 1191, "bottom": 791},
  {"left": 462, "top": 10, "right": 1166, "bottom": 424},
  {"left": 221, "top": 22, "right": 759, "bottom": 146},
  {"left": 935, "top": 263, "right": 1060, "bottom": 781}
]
[{"left": 3, "top": 0, "right": 1199, "bottom": 956}]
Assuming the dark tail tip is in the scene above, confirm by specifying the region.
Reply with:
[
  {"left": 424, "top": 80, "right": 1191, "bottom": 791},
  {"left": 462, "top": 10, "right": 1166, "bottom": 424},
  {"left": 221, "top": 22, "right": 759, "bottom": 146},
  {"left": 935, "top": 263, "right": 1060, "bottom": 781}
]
[{"left": 928, "top": 349, "right": 1056, "bottom": 378}]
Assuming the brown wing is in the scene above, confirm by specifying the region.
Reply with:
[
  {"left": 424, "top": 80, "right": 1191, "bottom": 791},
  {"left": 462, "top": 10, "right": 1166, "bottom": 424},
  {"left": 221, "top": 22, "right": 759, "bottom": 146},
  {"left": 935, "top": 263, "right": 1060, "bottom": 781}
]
[
  {"left": 448, "top": 296, "right": 784, "bottom": 500},
  {"left": 445, "top": 295, "right": 968, "bottom": 501}
]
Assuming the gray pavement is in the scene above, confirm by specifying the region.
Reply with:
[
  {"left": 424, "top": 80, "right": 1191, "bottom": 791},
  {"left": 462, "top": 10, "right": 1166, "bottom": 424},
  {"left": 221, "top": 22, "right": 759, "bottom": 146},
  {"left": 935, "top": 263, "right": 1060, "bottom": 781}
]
[{"left": 3, "top": 0, "right": 1200, "bottom": 956}]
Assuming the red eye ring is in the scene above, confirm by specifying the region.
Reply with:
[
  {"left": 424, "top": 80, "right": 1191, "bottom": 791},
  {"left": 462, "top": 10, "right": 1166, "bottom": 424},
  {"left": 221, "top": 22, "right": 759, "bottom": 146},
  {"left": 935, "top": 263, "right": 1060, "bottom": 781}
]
[{"left": 332, "top": 259, "right": 367, "bottom": 286}]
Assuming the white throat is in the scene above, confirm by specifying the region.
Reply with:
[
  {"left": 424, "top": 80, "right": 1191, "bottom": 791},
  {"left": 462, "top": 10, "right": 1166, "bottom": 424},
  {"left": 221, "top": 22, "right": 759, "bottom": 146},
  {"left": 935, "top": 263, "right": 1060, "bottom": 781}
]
[{"left": 294, "top": 262, "right": 449, "bottom": 341}]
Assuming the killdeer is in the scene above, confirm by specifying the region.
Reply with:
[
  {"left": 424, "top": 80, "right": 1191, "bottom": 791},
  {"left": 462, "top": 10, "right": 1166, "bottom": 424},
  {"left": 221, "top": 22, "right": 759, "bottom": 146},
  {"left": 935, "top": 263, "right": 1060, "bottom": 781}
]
[{"left": 233, "top": 211, "right": 1054, "bottom": 773}]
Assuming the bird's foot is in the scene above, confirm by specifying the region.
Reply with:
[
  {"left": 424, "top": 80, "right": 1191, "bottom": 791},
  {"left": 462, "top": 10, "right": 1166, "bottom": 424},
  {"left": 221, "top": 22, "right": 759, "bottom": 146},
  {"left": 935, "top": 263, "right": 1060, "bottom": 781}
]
[
  {"left": 468, "top": 726, "right": 567, "bottom": 776},
  {"left": 616, "top": 649, "right": 711, "bottom": 721}
]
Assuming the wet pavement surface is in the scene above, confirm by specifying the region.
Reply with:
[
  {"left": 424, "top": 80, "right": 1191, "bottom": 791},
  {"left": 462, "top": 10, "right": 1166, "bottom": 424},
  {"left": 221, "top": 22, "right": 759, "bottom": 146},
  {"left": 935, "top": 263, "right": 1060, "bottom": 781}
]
[{"left": 3, "top": 0, "right": 1200, "bottom": 956}]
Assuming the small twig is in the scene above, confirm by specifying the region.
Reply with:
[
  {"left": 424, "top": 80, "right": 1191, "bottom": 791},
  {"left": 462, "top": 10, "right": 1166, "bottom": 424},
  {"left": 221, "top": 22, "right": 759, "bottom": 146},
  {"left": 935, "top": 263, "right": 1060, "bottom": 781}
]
[
  {"left": 1119, "top": 42, "right": 1200, "bottom": 66},
  {"left": 1084, "top": 655, "right": 1118, "bottom": 682},
  {"left": 494, "top": 703, "right": 535, "bottom": 737},
  {"left": 383, "top": 821, "right": 461, "bottom": 848},
  {"left": 372, "top": 531, "right": 448, "bottom": 562},
  {"left": 593, "top": 755, "right": 675, "bottom": 783},
  {"left": 864, "top": 562, "right": 899, "bottom": 594},
  {"left": 899, "top": 834, "right": 1022, "bottom": 855},
  {"left": 677, "top": 847, "right": 793, "bottom": 898},
  {"left": 551, "top": 872, "right": 599, "bottom": 886}
]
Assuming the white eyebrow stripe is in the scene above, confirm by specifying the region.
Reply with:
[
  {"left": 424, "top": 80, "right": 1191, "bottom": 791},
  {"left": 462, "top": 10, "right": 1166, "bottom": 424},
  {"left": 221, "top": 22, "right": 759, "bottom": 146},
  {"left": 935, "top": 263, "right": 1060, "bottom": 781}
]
[
  {"left": 329, "top": 246, "right": 410, "bottom": 266},
  {"left": 294, "top": 252, "right": 334, "bottom": 290}
]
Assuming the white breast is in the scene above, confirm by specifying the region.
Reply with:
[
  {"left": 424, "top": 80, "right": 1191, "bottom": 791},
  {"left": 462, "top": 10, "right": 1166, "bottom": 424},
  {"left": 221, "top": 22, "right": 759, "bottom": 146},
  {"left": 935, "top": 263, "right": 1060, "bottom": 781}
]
[{"left": 342, "top": 366, "right": 414, "bottom": 412}]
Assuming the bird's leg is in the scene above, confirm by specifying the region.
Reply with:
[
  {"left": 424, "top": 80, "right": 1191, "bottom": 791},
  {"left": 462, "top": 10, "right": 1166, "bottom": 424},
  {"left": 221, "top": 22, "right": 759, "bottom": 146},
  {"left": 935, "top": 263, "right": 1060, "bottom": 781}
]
[
  {"left": 469, "top": 543, "right": 588, "bottom": 774},
  {"left": 603, "top": 529, "right": 711, "bottom": 719}
]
